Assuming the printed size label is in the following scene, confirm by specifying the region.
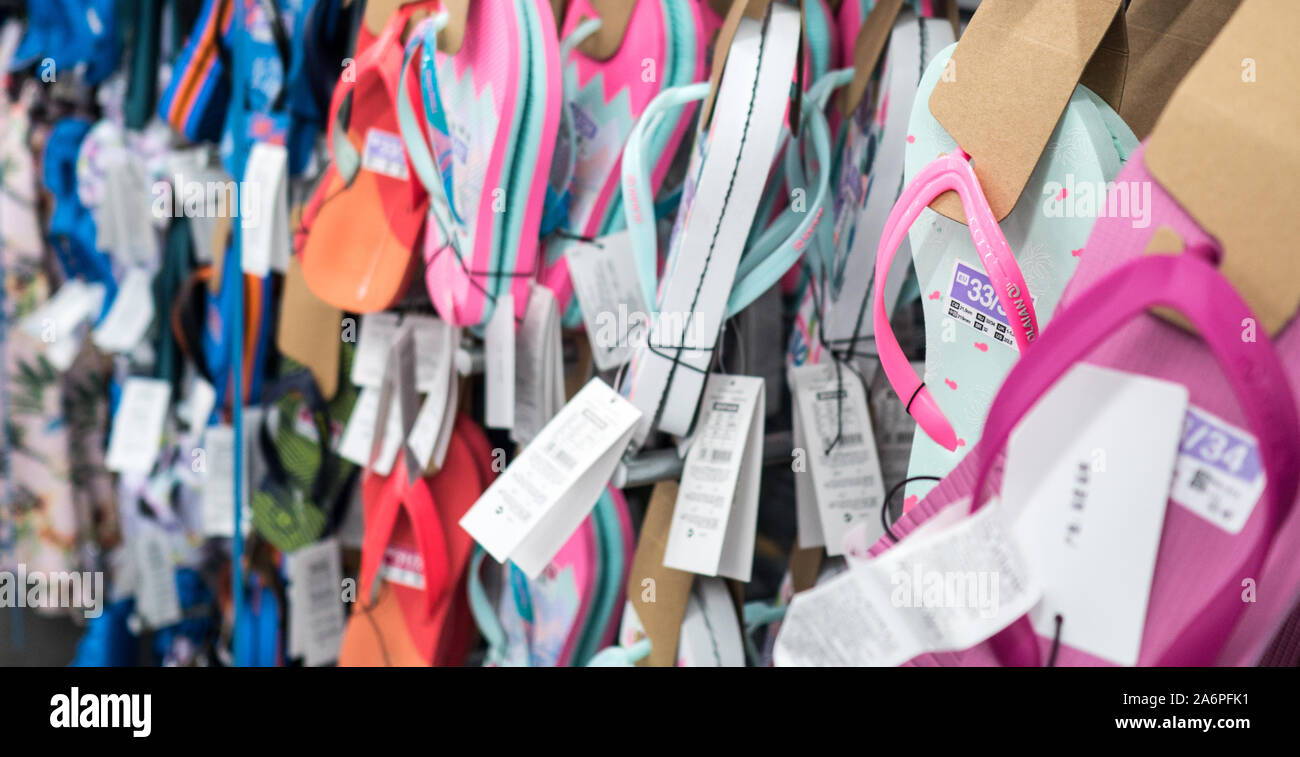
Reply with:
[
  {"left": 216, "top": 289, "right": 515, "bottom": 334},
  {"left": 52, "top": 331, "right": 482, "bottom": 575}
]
[
  {"left": 945, "top": 261, "right": 1033, "bottom": 352},
  {"left": 380, "top": 545, "right": 425, "bottom": 589},
  {"left": 287, "top": 538, "right": 345, "bottom": 667},
  {"left": 790, "top": 363, "right": 887, "bottom": 556},
  {"left": 361, "top": 128, "right": 410, "bottom": 180},
  {"left": 459, "top": 379, "right": 641, "bottom": 578},
  {"left": 773, "top": 501, "right": 1041, "bottom": 667},
  {"left": 1170, "top": 407, "right": 1265, "bottom": 535},
  {"left": 663, "top": 375, "right": 765, "bottom": 581}
]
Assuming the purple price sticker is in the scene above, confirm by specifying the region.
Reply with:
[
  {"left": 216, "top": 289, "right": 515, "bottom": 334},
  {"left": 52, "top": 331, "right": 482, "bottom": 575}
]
[
  {"left": 949, "top": 261, "right": 1011, "bottom": 324},
  {"left": 1180, "top": 408, "right": 1262, "bottom": 482}
]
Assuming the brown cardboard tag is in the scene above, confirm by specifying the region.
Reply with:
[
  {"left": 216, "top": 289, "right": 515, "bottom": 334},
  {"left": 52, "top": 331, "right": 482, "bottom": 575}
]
[
  {"left": 928, "top": 0, "right": 1127, "bottom": 224},
  {"left": 700, "top": 0, "right": 778, "bottom": 130},
  {"left": 1145, "top": 0, "right": 1300, "bottom": 337},
  {"left": 839, "top": 0, "right": 905, "bottom": 117},
  {"left": 1120, "top": 0, "right": 1240, "bottom": 140},
  {"left": 277, "top": 257, "right": 343, "bottom": 400},
  {"left": 789, "top": 544, "right": 824, "bottom": 593},
  {"left": 1144, "top": 226, "right": 1195, "bottom": 333},
  {"left": 574, "top": 0, "right": 637, "bottom": 60},
  {"left": 363, "top": 0, "right": 461, "bottom": 52},
  {"left": 628, "top": 481, "right": 695, "bottom": 667}
]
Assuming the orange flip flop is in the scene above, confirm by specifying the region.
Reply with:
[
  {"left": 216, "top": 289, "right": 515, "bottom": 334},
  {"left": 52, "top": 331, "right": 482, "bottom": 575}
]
[
  {"left": 295, "top": 3, "right": 430, "bottom": 313},
  {"left": 339, "top": 423, "right": 485, "bottom": 666}
]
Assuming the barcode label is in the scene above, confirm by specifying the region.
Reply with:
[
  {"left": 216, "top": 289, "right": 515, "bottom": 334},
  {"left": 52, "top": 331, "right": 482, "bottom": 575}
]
[{"left": 546, "top": 444, "right": 578, "bottom": 471}]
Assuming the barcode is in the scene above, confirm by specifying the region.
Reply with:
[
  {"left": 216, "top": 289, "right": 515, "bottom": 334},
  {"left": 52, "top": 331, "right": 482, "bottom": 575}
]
[
  {"left": 709, "top": 448, "right": 733, "bottom": 464},
  {"left": 549, "top": 446, "right": 578, "bottom": 471}
]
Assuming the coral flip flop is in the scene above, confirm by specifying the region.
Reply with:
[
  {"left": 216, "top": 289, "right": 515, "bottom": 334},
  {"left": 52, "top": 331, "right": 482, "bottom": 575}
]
[{"left": 296, "top": 2, "right": 430, "bottom": 313}]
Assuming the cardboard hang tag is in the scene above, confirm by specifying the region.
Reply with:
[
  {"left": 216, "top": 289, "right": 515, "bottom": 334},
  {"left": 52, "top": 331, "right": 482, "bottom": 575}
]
[
  {"left": 573, "top": 0, "right": 637, "bottom": 61},
  {"left": 627, "top": 481, "right": 696, "bottom": 667},
  {"left": 700, "top": 0, "right": 781, "bottom": 131},
  {"left": 1144, "top": 0, "right": 1300, "bottom": 337},
  {"left": 1120, "top": 0, "right": 1241, "bottom": 141},
  {"left": 277, "top": 257, "right": 342, "bottom": 401},
  {"left": 362, "top": 0, "right": 464, "bottom": 52},
  {"left": 839, "top": 0, "right": 960, "bottom": 117},
  {"left": 928, "top": 0, "right": 1127, "bottom": 224}
]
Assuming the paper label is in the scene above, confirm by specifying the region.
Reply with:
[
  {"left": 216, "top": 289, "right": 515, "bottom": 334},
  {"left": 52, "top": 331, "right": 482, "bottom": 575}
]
[
  {"left": 379, "top": 545, "right": 426, "bottom": 589},
  {"left": 484, "top": 294, "right": 516, "bottom": 430},
  {"left": 338, "top": 387, "right": 404, "bottom": 475},
  {"left": 869, "top": 362, "right": 923, "bottom": 497},
  {"left": 408, "top": 376, "right": 458, "bottom": 472},
  {"left": 241, "top": 142, "right": 290, "bottom": 276},
  {"left": 20, "top": 279, "right": 105, "bottom": 371},
  {"left": 200, "top": 421, "right": 254, "bottom": 537},
  {"left": 406, "top": 314, "right": 456, "bottom": 393},
  {"left": 792, "top": 405, "right": 824, "bottom": 549},
  {"left": 663, "top": 375, "right": 765, "bottom": 581},
  {"left": 186, "top": 376, "right": 217, "bottom": 437},
  {"left": 459, "top": 379, "right": 641, "bottom": 578},
  {"left": 563, "top": 230, "right": 650, "bottom": 371},
  {"left": 790, "top": 362, "right": 887, "bottom": 555},
  {"left": 361, "top": 128, "right": 409, "bottom": 180},
  {"left": 92, "top": 267, "right": 155, "bottom": 354},
  {"left": 105, "top": 377, "right": 171, "bottom": 473},
  {"left": 1004, "top": 364, "right": 1187, "bottom": 667},
  {"left": 350, "top": 312, "right": 402, "bottom": 389},
  {"left": 945, "top": 261, "right": 1034, "bottom": 352},
  {"left": 131, "top": 525, "right": 182, "bottom": 629},
  {"left": 774, "top": 500, "right": 1041, "bottom": 666},
  {"left": 1169, "top": 406, "right": 1265, "bottom": 535},
  {"left": 286, "top": 538, "right": 345, "bottom": 667},
  {"left": 512, "top": 284, "right": 563, "bottom": 446}
]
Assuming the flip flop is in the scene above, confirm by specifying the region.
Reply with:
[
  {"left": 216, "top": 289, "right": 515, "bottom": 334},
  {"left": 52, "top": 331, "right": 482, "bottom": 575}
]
[
  {"left": 296, "top": 2, "right": 430, "bottom": 313},
  {"left": 539, "top": 0, "right": 706, "bottom": 328},
  {"left": 401, "top": 1, "right": 544, "bottom": 327},
  {"left": 884, "top": 40, "right": 1137, "bottom": 503},
  {"left": 157, "top": 0, "right": 235, "bottom": 143}
]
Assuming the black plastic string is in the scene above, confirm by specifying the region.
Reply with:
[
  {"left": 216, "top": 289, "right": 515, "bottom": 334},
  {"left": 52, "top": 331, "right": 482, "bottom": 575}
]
[
  {"left": 355, "top": 579, "right": 393, "bottom": 667},
  {"left": 880, "top": 475, "right": 942, "bottom": 543},
  {"left": 1047, "top": 614, "right": 1064, "bottom": 667}
]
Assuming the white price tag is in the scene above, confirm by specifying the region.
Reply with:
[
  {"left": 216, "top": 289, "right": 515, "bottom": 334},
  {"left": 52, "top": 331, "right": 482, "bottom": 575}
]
[
  {"left": 241, "top": 142, "right": 291, "bottom": 276},
  {"left": 20, "top": 279, "right": 106, "bottom": 371},
  {"left": 338, "top": 387, "right": 403, "bottom": 475},
  {"left": 563, "top": 229, "right": 650, "bottom": 371},
  {"left": 790, "top": 362, "right": 887, "bottom": 555},
  {"left": 512, "top": 283, "right": 563, "bottom": 446},
  {"left": 774, "top": 500, "right": 1041, "bottom": 666},
  {"left": 105, "top": 377, "right": 172, "bottom": 473},
  {"left": 663, "top": 374, "right": 765, "bottom": 581},
  {"left": 287, "top": 538, "right": 345, "bottom": 667},
  {"left": 1004, "top": 364, "right": 1187, "bottom": 667},
  {"left": 349, "top": 312, "right": 402, "bottom": 389},
  {"left": 459, "top": 379, "right": 641, "bottom": 578},
  {"left": 200, "top": 420, "right": 255, "bottom": 538},
  {"left": 484, "top": 294, "right": 516, "bottom": 430},
  {"left": 92, "top": 267, "right": 155, "bottom": 354},
  {"left": 131, "top": 525, "right": 182, "bottom": 630}
]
